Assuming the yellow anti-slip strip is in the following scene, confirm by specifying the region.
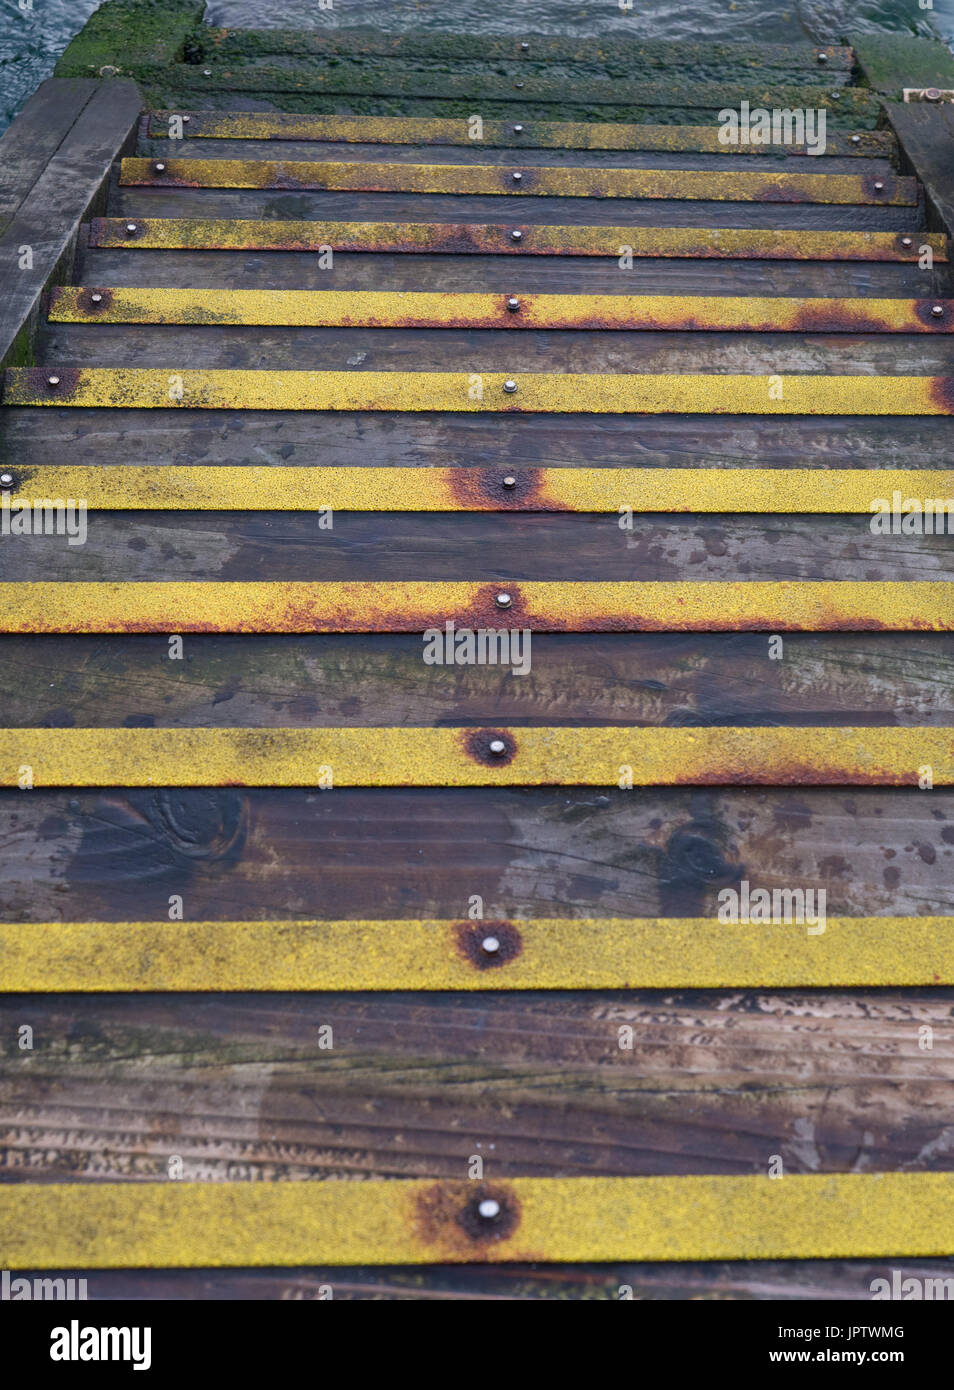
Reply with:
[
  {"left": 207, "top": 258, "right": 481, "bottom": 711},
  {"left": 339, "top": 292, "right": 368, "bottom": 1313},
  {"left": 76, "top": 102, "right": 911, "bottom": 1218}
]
[
  {"left": 2, "top": 917, "right": 952, "bottom": 992},
  {"left": 0, "top": 727, "right": 949, "bottom": 787},
  {"left": 1, "top": 581, "right": 950, "bottom": 634},
  {"left": 5, "top": 369, "right": 954, "bottom": 414},
  {"left": 147, "top": 110, "right": 894, "bottom": 158},
  {"left": 49, "top": 286, "right": 954, "bottom": 333},
  {"left": 88, "top": 217, "right": 947, "bottom": 262},
  {"left": 119, "top": 157, "right": 917, "bottom": 205},
  {"left": 3, "top": 1174, "right": 954, "bottom": 1266},
  {"left": 8, "top": 466, "right": 953, "bottom": 513}
]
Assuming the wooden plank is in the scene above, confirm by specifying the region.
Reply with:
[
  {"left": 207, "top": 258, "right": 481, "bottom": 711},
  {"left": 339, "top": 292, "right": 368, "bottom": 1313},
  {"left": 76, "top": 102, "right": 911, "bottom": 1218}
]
[
  {"left": 1, "top": 785, "right": 948, "bottom": 921},
  {"left": 0, "top": 633, "right": 951, "bottom": 729},
  {"left": 2, "top": 515, "right": 952, "bottom": 585},
  {"left": 0, "top": 79, "right": 98, "bottom": 234},
  {"left": 0, "top": 79, "right": 142, "bottom": 369},
  {"left": 886, "top": 102, "right": 954, "bottom": 239}
]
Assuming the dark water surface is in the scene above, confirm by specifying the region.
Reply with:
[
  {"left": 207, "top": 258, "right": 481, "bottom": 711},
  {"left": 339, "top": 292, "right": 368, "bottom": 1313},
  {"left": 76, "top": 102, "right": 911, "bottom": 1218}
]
[{"left": 0, "top": 0, "right": 952, "bottom": 134}]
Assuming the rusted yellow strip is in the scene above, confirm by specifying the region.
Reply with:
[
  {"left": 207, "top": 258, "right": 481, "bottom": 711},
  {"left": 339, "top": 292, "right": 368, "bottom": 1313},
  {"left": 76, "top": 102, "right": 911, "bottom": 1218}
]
[
  {"left": 147, "top": 110, "right": 893, "bottom": 158},
  {"left": 3, "top": 1174, "right": 953, "bottom": 1267},
  {"left": 3, "top": 916, "right": 951, "bottom": 992},
  {"left": 49, "top": 286, "right": 954, "bottom": 333},
  {"left": 0, "top": 727, "right": 949, "bottom": 787},
  {"left": 2, "top": 581, "right": 950, "bottom": 634},
  {"left": 6, "top": 369, "right": 953, "bottom": 414},
  {"left": 8, "top": 466, "right": 952, "bottom": 513},
  {"left": 89, "top": 217, "right": 946, "bottom": 261},
  {"left": 119, "top": 157, "right": 916, "bottom": 205}
]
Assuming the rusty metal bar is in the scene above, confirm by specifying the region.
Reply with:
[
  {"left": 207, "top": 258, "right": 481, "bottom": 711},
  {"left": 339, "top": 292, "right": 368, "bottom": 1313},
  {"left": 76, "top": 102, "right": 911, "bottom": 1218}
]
[
  {"left": 1, "top": 581, "right": 950, "bottom": 633},
  {"left": 0, "top": 727, "right": 949, "bottom": 787},
  {"left": 7, "top": 466, "right": 951, "bottom": 513},
  {"left": 119, "top": 157, "right": 917, "bottom": 205},
  {"left": 6, "top": 369, "right": 953, "bottom": 414},
  {"left": 89, "top": 218, "right": 946, "bottom": 261},
  {"left": 3, "top": 916, "right": 951, "bottom": 992},
  {"left": 3, "top": 1173, "right": 953, "bottom": 1267},
  {"left": 146, "top": 110, "right": 892, "bottom": 157},
  {"left": 49, "top": 286, "right": 954, "bottom": 333}
]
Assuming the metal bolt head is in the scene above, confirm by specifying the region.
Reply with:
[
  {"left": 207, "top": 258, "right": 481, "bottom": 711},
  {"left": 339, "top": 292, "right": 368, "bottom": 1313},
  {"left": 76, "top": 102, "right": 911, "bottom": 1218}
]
[
  {"left": 481, "top": 935, "right": 501, "bottom": 953},
  {"left": 125, "top": 223, "right": 138, "bottom": 234},
  {"left": 488, "top": 739, "right": 507, "bottom": 755},
  {"left": 512, "top": 171, "right": 523, "bottom": 183},
  {"left": 510, "top": 229, "right": 523, "bottom": 242},
  {"left": 901, "top": 236, "right": 913, "bottom": 247},
  {"left": 513, "top": 123, "right": 524, "bottom": 133},
  {"left": 154, "top": 162, "right": 166, "bottom": 172},
  {"left": 925, "top": 87, "right": 942, "bottom": 102},
  {"left": 503, "top": 379, "right": 517, "bottom": 393},
  {"left": 520, "top": 41, "right": 529, "bottom": 51},
  {"left": 874, "top": 180, "right": 885, "bottom": 191},
  {"left": 47, "top": 375, "right": 60, "bottom": 387},
  {"left": 0, "top": 473, "right": 13, "bottom": 487},
  {"left": 182, "top": 115, "right": 191, "bottom": 122},
  {"left": 494, "top": 592, "right": 512, "bottom": 609},
  {"left": 506, "top": 295, "right": 520, "bottom": 312},
  {"left": 514, "top": 81, "right": 524, "bottom": 89},
  {"left": 818, "top": 51, "right": 828, "bottom": 61},
  {"left": 91, "top": 292, "right": 103, "bottom": 303},
  {"left": 932, "top": 304, "right": 945, "bottom": 317},
  {"left": 502, "top": 475, "right": 517, "bottom": 488},
  {"left": 478, "top": 1198, "right": 501, "bottom": 1219},
  {"left": 203, "top": 69, "right": 212, "bottom": 76},
  {"left": 850, "top": 134, "right": 861, "bottom": 143}
]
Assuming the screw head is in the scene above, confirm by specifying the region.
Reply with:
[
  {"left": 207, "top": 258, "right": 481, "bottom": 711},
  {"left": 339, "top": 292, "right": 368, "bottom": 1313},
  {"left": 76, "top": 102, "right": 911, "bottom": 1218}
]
[
  {"left": 901, "top": 236, "right": 913, "bottom": 247},
  {"left": 481, "top": 935, "right": 501, "bottom": 953},
  {"left": 488, "top": 739, "right": 507, "bottom": 755},
  {"left": 502, "top": 475, "right": 517, "bottom": 488},
  {"left": 874, "top": 181, "right": 885, "bottom": 191},
  {"left": 503, "top": 379, "right": 517, "bottom": 392},
  {"left": 47, "top": 375, "right": 60, "bottom": 387},
  {"left": 0, "top": 473, "right": 14, "bottom": 487},
  {"left": 91, "top": 292, "right": 103, "bottom": 303},
  {"left": 182, "top": 115, "right": 191, "bottom": 122},
  {"left": 818, "top": 51, "right": 828, "bottom": 61},
  {"left": 495, "top": 592, "right": 512, "bottom": 609},
  {"left": 510, "top": 229, "right": 522, "bottom": 242},
  {"left": 478, "top": 1198, "right": 501, "bottom": 1219},
  {"left": 125, "top": 223, "right": 138, "bottom": 234},
  {"left": 203, "top": 69, "right": 212, "bottom": 76},
  {"left": 851, "top": 134, "right": 861, "bottom": 143},
  {"left": 520, "top": 41, "right": 529, "bottom": 51},
  {"left": 925, "top": 87, "right": 942, "bottom": 101},
  {"left": 514, "top": 81, "right": 524, "bottom": 89},
  {"left": 512, "top": 171, "right": 523, "bottom": 183},
  {"left": 506, "top": 295, "right": 520, "bottom": 312},
  {"left": 932, "top": 304, "right": 945, "bottom": 317},
  {"left": 154, "top": 162, "right": 166, "bottom": 172},
  {"left": 513, "top": 123, "right": 524, "bottom": 133}
]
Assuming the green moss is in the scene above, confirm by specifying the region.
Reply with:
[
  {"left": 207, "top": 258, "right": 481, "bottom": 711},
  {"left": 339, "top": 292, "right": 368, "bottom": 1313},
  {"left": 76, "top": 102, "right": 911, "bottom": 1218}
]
[
  {"left": 850, "top": 34, "right": 954, "bottom": 97},
  {"left": 55, "top": 0, "right": 207, "bottom": 78}
]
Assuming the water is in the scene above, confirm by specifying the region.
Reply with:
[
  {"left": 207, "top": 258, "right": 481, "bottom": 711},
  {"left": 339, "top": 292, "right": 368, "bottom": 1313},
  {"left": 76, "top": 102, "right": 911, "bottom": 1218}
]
[{"left": 0, "top": 0, "right": 951, "bottom": 134}]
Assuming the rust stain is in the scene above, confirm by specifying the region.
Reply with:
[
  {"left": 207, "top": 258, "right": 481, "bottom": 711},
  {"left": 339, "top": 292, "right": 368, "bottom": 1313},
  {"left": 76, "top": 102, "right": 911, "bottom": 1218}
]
[
  {"left": 446, "top": 468, "right": 556, "bottom": 509},
  {"left": 454, "top": 920, "right": 524, "bottom": 971},
  {"left": 462, "top": 728, "right": 519, "bottom": 765},
  {"left": 413, "top": 1182, "right": 522, "bottom": 1253}
]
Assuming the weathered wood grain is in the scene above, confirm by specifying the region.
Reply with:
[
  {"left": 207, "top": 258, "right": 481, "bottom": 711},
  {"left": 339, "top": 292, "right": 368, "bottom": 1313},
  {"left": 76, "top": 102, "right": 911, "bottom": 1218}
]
[
  {"left": 1, "top": 513, "right": 951, "bottom": 583},
  {"left": 1, "top": 633, "right": 952, "bottom": 729},
  {"left": 1, "top": 786, "right": 951, "bottom": 920}
]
